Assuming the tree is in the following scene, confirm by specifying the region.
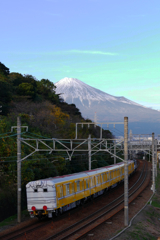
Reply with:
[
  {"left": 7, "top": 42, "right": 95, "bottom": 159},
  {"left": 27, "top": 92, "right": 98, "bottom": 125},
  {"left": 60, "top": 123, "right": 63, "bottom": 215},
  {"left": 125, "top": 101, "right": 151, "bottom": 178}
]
[
  {"left": 17, "top": 82, "right": 35, "bottom": 98},
  {"left": 37, "top": 79, "right": 59, "bottom": 103},
  {"left": 9, "top": 72, "right": 25, "bottom": 86},
  {"left": 0, "top": 80, "right": 12, "bottom": 104},
  {"left": 0, "top": 62, "right": 10, "bottom": 76}
]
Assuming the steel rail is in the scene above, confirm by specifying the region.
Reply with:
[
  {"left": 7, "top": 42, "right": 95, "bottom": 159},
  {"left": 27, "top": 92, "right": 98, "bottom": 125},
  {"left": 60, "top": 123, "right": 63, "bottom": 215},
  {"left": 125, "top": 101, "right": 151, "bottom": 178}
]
[
  {"left": 1, "top": 161, "right": 145, "bottom": 240},
  {"left": 0, "top": 219, "right": 51, "bottom": 240},
  {"left": 44, "top": 161, "right": 148, "bottom": 240},
  {"left": 74, "top": 161, "right": 149, "bottom": 240},
  {"left": 77, "top": 161, "right": 149, "bottom": 240}
]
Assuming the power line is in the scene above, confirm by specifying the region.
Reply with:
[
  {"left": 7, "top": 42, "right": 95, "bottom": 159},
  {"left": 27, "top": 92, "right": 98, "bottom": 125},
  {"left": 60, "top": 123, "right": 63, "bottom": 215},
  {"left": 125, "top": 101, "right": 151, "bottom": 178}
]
[{"left": 0, "top": 133, "right": 18, "bottom": 139}]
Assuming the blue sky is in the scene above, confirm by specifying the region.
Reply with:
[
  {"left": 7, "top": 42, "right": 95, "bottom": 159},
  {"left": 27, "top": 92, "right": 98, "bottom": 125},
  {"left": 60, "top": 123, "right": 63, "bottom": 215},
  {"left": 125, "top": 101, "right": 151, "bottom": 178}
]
[{"left": 1, "top": 0, "right": 160, "bottom": 109}]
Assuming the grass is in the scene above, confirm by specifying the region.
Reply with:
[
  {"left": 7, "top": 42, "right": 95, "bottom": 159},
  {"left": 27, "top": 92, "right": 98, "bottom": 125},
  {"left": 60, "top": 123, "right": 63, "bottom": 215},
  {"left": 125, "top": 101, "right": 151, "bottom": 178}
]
[
  {"left": 151, "top": 199, "right": 160, "bottom": 208},
  {"left": 151, "top": 168, "right": 160, "bottom": 208},
  {"left": 128, "top": 231, "right": 144, "bottom": 240},
  {"left": 0, "top": 210, "right": 28, "bottom": 227},
  {"left": 155, "top": 168, "right": 160, "bottom": 190},
  {"left": 128, "top": 229, "right": 157, "bottom": 240},
  {"left": 120, "top": 165, "right": 160, "bottom": 240},
  {"left": 116, "top": 228, "right": 124, "bottom": 234},
  {"left": 146, "top": 210, "right": 155, "bottom": 217},
  {"left": 147, "top": 218, "right": 152, "bottom": 223}
]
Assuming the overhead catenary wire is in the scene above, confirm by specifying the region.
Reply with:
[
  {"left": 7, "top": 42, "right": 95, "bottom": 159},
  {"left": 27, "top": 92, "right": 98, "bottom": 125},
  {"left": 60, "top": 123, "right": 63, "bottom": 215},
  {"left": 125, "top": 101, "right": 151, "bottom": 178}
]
[
  {"left": 0, "top": 133, "right": 18, "bottom": 139},
  {"left": 28, "top": 132, "right": 49, "bottom": 139},
  {"left": 0, "top": 131, "right": 16, "bottom": 136},
  {"left": 0, "top": 131, "right": 28, "bottom": 139}
]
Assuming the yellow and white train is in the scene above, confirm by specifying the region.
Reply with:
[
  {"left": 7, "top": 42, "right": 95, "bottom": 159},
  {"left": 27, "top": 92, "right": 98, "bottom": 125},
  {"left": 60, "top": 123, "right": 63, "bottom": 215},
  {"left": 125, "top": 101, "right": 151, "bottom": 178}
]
[{"left": 26, "top": 160, "right": 136, "bottom": 218}]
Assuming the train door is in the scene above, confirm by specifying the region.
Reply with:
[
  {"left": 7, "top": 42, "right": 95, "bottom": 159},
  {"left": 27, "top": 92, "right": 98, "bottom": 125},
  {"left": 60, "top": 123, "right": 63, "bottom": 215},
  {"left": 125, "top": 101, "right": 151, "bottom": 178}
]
[
  {"left": 107, "top": 171, "right": 111, "bottom": 187},
  {"left": 120, "top": 167, "right": 122, "bottom": 180},
  {"left": 80, "top": 180, "right": 85, "bottom": 198},
  {"left": 56, "top": 184, "right": 64, "bottom": 208},
  {"left": 85, "top": 178, "right": 90, "bottom": 196},
  {"left": 101, "top": 173, "right": 105, "bottom": 188},
  {"left": 90, "top": 176, "right": 95, "bottom": 195}
]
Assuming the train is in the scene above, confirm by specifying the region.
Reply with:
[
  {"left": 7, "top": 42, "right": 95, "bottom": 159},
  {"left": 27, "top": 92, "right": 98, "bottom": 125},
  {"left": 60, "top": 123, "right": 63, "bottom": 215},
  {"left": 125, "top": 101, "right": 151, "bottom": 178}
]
[{"left": 26, "top": 159, "right": 137, "bottom": 219}]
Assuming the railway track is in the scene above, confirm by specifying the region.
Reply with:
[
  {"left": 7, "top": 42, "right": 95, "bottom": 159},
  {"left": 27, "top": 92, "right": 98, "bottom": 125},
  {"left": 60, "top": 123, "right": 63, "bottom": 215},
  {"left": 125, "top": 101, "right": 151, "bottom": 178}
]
[
  {"left": 78, "top": 160, "right": 150, "bottom": 240},
  {"left": 0, "top": 160, "right": 150, "bottom": 240},
  {"left": 43, "top": 160, "right": 149, "bottom": 240},
  {"left": 0, "top": 219, "right": 51, "bottom": 240}
]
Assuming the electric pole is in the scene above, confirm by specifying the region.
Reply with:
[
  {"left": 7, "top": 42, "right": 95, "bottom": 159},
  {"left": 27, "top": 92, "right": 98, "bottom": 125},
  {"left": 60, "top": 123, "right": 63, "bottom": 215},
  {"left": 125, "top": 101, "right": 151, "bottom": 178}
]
[
  {"left": 124, "top": 116, "right": 128, "bottom": 226},
  {"left": 17, "top": 116, "right": 21, "bottom": 223},
  {"left": 114, "top": 140, "right": 116, "bottom": 164},
  {"left": 152, "top": 133, "right": 155, "bottom": 193},
  {"left": 155, "top": 139, "right": 157, "bottom": 177},
  {"left": 88, "top": 135, "right": 91, "bottom": 170}
]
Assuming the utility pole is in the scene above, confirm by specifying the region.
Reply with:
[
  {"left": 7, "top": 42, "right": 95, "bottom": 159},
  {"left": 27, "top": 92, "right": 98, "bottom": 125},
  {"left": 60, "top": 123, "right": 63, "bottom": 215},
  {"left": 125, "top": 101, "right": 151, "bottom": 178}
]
[
  {"left": 88, "top": 135, "right": 91, "bottom": 170},
  {"left": 17, "top": 116, "right": 21, "bottom": 223},
  {"left": 94, "top": 112, "right": 97, "bottom": 128},
  {"left": 155, "top": 139, "right": 157, "bottom": 177},
  {"left": 11, "top": 117, "right": 28, "bottom": 223},
  {"left": 114, "top": 140, "right": 116, "bottom": 164},
  {"left": 152, "top": 133, "right": 155, "bottom": 193},
  {"left": 124, "top": 117, "right": 128, "bottom": 226}
]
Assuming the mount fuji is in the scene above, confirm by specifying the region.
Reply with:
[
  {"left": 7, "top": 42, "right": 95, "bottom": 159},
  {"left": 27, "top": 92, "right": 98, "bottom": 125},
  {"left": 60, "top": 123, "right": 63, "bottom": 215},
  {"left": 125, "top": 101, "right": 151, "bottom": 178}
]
[{"left": 55, "top": 78, "right": 160, "bottom": 134}]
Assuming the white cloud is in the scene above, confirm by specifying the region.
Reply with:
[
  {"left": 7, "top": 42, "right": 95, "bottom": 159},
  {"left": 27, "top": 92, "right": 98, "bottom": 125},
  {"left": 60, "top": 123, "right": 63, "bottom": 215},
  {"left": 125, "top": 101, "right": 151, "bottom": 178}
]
[
  {"left": 68, "top": 50, "right": 118, "bottom": 56},
  {"left": 5, "top": 50, "right": 118, "bottom": 56}
]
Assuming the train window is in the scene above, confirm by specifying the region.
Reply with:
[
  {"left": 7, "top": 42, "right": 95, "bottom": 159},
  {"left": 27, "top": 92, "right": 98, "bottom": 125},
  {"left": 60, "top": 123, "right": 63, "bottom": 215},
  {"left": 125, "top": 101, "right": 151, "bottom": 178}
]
[
  {"left": 43, "top": 188, "right": 48, "bottom": 192},
  {"left": 96, "top": 176, "right": 99, "bottom": 185},
  {"left": 77, "top": 181, "right": 80, "bottom": 192},
  {"left": 111, "top": 171, "right": 113, "bottom": 178},
  {"left": 66, "top": 184, "right": 70, "bottom": 196},
  {"left": 104, "top": 173, "right": 106, "bottom": 181},
  {"left": 107, "top": 172, "right": 110, "bottom": 180},
  {"left": 101, "top": 173, "right": 104, "bottom": 182},
  {"left": 86, "top": 179, "right": 89, "bottom": 188},
  {"left": 81, "top": 181, "right": 84, "bottom": 190},
  {"left": 60, "top": 186, "right": 63, "bottom": 197},
  {"left": 71, "top": 183, "right": 75, "bottom": 193},
  {"left": 34, "top": 189, "right": 38, "bottom": 192},
  {"left": 90, "top": 177, "right": 95, "bottom": 187},
  {"left": 93, "top": 177, "right": 95, "bottom": 186}
]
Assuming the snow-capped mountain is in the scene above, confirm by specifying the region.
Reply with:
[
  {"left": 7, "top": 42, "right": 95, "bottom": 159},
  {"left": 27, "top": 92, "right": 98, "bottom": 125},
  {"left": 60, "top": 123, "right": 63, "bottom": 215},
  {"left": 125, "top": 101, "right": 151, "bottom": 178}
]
[
  {"left": 55, "top": 77, "right": 160, "bottom": 124},
  {"left": 55, "top": 77, "right": 142, "bottom": 107}
]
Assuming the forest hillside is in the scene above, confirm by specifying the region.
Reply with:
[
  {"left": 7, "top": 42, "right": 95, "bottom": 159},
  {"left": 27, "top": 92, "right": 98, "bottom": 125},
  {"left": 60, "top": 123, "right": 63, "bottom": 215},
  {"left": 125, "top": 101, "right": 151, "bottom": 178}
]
[{"left": 0, "top": 62, "right": 117, "bottom": 221}]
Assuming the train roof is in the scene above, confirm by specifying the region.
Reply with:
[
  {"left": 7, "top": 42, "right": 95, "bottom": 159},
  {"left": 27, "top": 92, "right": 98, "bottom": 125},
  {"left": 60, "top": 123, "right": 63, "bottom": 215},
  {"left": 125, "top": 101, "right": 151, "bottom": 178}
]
[{"left": 26, "top": 160, "right": 133, "bottom": 189}]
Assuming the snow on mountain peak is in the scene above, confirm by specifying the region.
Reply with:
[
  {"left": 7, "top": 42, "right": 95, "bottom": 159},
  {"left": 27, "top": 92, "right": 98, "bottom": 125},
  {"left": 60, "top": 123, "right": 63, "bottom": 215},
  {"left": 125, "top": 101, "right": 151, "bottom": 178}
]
[
  {"left": 54, "top": 77, "right": 160, "bottom": 126},
  {"left": 55, "top": 77, "right": 143, "bottom": 108},
  {"left": 58, "top": 77, "right": 80, "bottom": 85},
  {"left": 55, "top": 77, "right": 118, "bottom": 106}
]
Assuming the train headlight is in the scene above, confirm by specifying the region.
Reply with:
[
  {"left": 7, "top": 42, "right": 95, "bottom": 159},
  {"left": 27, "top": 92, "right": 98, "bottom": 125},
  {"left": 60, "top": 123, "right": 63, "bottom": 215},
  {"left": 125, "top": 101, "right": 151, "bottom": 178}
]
[{"left": 43, "top": 205, "right": 47, "bottom": 210}]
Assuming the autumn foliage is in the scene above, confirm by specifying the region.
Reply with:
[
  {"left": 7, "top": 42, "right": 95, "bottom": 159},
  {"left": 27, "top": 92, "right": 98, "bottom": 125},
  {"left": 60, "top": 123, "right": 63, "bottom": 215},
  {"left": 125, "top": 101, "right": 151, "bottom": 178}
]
[{"left": 0, "top": 62, "right": 114, "bottom": 221}]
